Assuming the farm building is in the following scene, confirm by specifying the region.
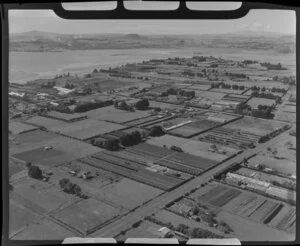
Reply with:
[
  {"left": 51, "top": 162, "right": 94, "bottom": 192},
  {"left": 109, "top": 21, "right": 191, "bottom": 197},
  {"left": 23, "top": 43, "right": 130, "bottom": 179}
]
[{"left": 157, "top": 227, "right": 171, "bottom": 238}]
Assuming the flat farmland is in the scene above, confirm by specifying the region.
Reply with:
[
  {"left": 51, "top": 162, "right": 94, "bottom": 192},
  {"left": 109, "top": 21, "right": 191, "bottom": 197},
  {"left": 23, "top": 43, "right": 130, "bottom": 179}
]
[
  {"left": 85, "top": 178, "right": 163, "bottom": 210},
  {"left": 247, "top": 98, "right": 276, "bottom": 109},
  {"left": 10, "top": 130, "right": 100, "bottom": 166},
  {"left": 52, "top": 198, "right": 121, "bottom": 234},
  {"left": 248, "top": 155, "right": 296, "bottom": 177},
  {"left": 147, "top": 117, "right": 192, "bottom": 131},
  {"left": 46, "top": 111, "right": 87, "bottom": 122},
  {"left": 248, "top": 134, "right": 296, "bottom": 176},
  {"left": 222, "top": 94, "right": 250, "bottom": 103},
  {"left": 11, "top": 178, "right": 80, "bottom": 213},
  {"left": 148, "top": 100, "right": 185, "bottom": 110},
  {"left": 127, "top": 143, "right": 175, "bottom": 161},
  {"left": 192, "top": 90, "right": 226, "bottom": 100},
  {"left": 48, "top": 119, "right": 127, "bottom": 140},
  {"left": 86, "top": 105, "right": 151, "bottom": 123},
  {"left": 26, "top": 116, "right": 65, "bottom": 128},
  {"left": 187, "top": 97, "right": 214, "bottom": 108},
  {"left": 155, "top": 152, "right": 217, "bottom": 175},
  {"left": 186, "top": 84, "right": 211, "bottom": 91},
  {"left": 116, "top": 220, "right": 162, "bottom": 241},
  {"left": 153, "top": 209, "right": 223, "bottom": 238},
  {"left": 210, "top": 88, "right": 246, "bottom": 95},
  {"left": 11, "top": 218, "right": 76, "bottom": 240},
  {"left": 125, "top": 115, "right": 174, "bottom": 127},
  {"left": 217, "top": 210, "right": 294, "bottom": 241},
  {"left": 9, "top": 121, "right": 39, "bottom": 135},
  {"left": 9, "top": 199, "right": 42, "bottom": 237},
  {"left": 12, "top": 147, "right": 64, "bottom": 165},
  {"left": 82, "top": 149, "right": 183, "bottom": 190},
  {"left": 223, "top": 117, "right": 286, "bottom": 136},
  {"left": 9, "top": 159, "right": 25, "bottom": 177},
  {"left": 169, "top": 120, "right": 219, "bottom": 138},
  {"left": 147, "top": 135, "right": 237, "bottom": 162}
]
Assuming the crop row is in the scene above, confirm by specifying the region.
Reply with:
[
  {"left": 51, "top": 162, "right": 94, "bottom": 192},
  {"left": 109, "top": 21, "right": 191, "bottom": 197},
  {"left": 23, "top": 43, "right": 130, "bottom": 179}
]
[
  {"left": 81, "top": 156, "right": 182, "bottom": 191},
  {"left": 276, "top": 207, "right": 296, "bottom": 231},
  {"left": 155, "top": 159, "right": 203, "bottom": 176},
  {"left": 209, "top": 189, "right": 241, "bottom": 207}
]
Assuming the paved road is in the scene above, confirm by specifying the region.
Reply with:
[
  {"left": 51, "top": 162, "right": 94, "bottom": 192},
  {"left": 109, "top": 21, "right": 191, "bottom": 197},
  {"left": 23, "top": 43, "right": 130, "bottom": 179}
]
[{"left": 90, "top": 131, "right": 289, "bottom": 237}]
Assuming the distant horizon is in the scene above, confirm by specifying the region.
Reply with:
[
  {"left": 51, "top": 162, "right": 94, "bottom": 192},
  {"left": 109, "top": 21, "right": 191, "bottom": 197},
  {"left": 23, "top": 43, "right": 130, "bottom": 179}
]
[
  {"left": 10, "top": 29, "right": 296, "bottom": 36},
  {"left": 9, "top": 9, "right": 296, "bottom": 35}
]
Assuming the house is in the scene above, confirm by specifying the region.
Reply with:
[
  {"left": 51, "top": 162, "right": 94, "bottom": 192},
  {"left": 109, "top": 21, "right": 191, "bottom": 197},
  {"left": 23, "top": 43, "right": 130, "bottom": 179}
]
[{"left": 179, "top": 203, "right": 192, "bottom": 215}]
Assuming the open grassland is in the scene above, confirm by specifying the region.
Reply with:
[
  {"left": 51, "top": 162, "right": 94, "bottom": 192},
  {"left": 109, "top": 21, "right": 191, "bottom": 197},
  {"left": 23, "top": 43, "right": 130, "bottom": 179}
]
[
  {"left": 10, "top": 130, "right": 100, "bottom": 167},
  {"left": 84, "top": 178, "right": 163, "bottom": 210},
  {"left": 169, "top": 120, "right": 220, "bottom": 138},
  {"left": 115, "top": 220, "right": 162, "bottom": 241},
  {"left": 47, "top": 119, "right": 126, "bottom": 140},
  {"left": 247, "top": 98, "right": 276, "bottom": 109},
  {"left": 9, "top": 121, "right": 39, "bottom": 135},
  {"left": 9, "top": 198, "right": 42, "bottom": 238},
  {"left": 51, "top": 198, "right": 121, "bottom": 234},
  {"left": 248, "top": 134, "right": 296, "bottom": 176},
  {"left": 11, "top": 218, "right": 76, "bottom": 240},
  {"left": 86, "top": 105, "right": 151, "bottom": 123},
  {"left": 223, "top": 117, "right": 286, "bottom": 136},
  {"left": 11, "top": 177, "right": 80, "bottom": 213},
  {"left": 147, "top": 135, "right": 237, "bottom": 162}
]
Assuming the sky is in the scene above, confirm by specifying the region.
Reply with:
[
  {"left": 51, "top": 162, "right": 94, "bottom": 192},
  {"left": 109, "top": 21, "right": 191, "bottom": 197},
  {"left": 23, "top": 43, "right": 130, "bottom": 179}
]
[{"left": 9, "top": 2, "right": 296, "bottom": 35}]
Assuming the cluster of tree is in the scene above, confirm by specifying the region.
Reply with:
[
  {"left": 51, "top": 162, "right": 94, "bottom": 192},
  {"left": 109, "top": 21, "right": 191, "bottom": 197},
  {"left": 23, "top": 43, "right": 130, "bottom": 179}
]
[
  {"left": 74, "top": 100, "right": 113, "bottom": 113},
  {"left": 279, "top": 76, "right": 295, "bottom": 85},
  {"left": 225, "top": 72, "right": 248, "bottom": 79},
  {"left": 135, "top": 98, "right": 150, "bottom": 110},
  {"left": 251, "top": 106, "right": 275, "bottom": 119},
  {"left": 41, "top": 81, "right": 56, "bottom": 88},
  {"left": 210, "top": 63, "right": 218, "bottom": 68},
  {"left": 48, "top": 103, "right": 71, "bottom": 114},
  {"left": 84, "top": 74, "right": 92, "bottom": 78},
  {"left": 234, "top": 103, "right": 251, "bottom": 115},
  {"left": 260, "top": 62, "right": 287, "bottom": 70},
  {"left": 271, "top": 180, "right": 296, "bottom": 191},
  {"left": 243, "top": 60, "right": 258, "bottom": 64},
  {"left": 192, "top": 56, "right": 207, "bottom": 62},
  {"left": 120, "top": 131, "right": 142, "bottom": 147},
  {"left": 131, "top": 220, "right": 142, "bottom": 228},
  {"left": 170, "top": 145, "right": 183, "bottom": 152},
  {"left": 54, "top": 72, "right": 70, "bottom": 78},
  {"left": 59, "top": 178, "right": 87, "bottom": 198},
  {"left": 26, "top": 162, "right": 43, "bottom": 180},
  {"left": 161, "top": 88, "right": 195, "bottom": 98},
  {"left": 251, "top": 91, "right": 282, "bottom": 103},
  {"left": 114, "top": 100, "right": 134, "bottom": 111},
  {"left": 252, "top": 86, "right": 286, "bottom": 94},
  {"left": 149, "top": 125, "right": 165, "bottom": 137},
  {"left": 64, "top": 83, "right": 75, "bottom": 89},
  {"left": 212, "top": 82, "right": 244, "bottom": 90}
]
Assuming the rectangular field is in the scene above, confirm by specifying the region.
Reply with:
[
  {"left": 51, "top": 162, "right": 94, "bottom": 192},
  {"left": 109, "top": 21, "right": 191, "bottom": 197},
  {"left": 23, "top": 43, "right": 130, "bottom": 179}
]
[
  {"left": 9, "top": 121, "right": 39, "bottom": 135},
  {"left": 86, "top": 105, "right": 151, "bottom": 123},
  {"left": 223, "top": 117, "right": 286, "bottom": 136},
  {"left": 147, "top": 135, "right": 237, "bottom": 162},
  {"left": 51, "top": 198, "right": 121, "bottom": 234},
  {"left": 10, "top": 130, "right": 100, "bottom": 166},
  {"left": 85, "top": 178, "right": 163, "bottom": 210},
  {"left": 47, "top": 119, "right": 127, "bottom": 140},
  {"left": 11, "top": 218, "right": 76, "bottom": 240},
  {"left": 168, "top": 120, "right": 220, "bottom": 138},
  {"left": 45, "top": 111, "right": 87, "bottom": 122},
  {"left": 155, "top": 152, "right": 217, "bottom": 176},
  {"left": 247, "top": 98, "right": 276, "bottom": 109}
]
